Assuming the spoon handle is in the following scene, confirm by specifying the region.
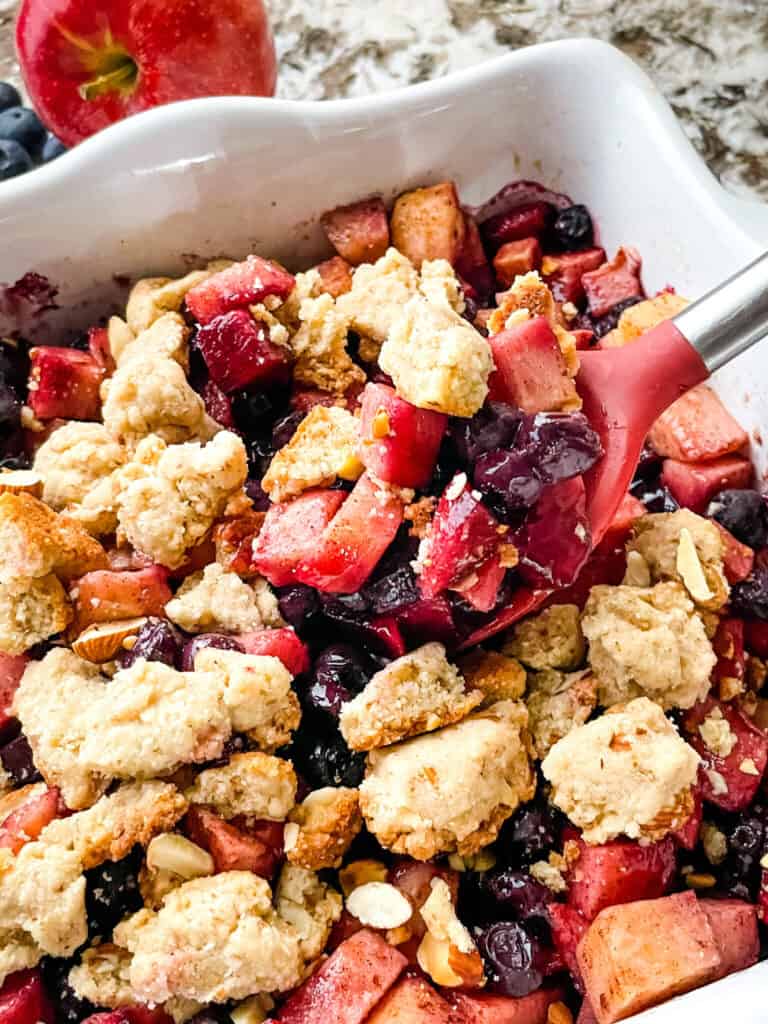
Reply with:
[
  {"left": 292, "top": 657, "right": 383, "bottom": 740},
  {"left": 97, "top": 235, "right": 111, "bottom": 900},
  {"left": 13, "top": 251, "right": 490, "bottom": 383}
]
[{"left": 673, "top": 250, "right": 768, "bottom": 373}]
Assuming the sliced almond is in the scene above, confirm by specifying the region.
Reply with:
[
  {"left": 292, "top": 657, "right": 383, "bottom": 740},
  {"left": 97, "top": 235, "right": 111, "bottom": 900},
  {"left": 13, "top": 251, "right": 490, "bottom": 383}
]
[
  {"left": 0, "top": 469, "right": 44, "bottom": 498},
  {"left": 146, "top": 832, "right": 214, "bottom": 879},
  {"left": 338, "top": 858, "right": 389, "bottom": 897},
  {"left": 676, "top": 527, "right": 714, "bottom": 603},
  {"left": 71, "top": 617, "right": 148, "bottom": 663},
  {"left": 416, "top": 931, "right": 464, "bottom": 987},
  {"left": 346, "top": 881, "right": 412, "bottom": 929},
  {"left": 230, "top": 994, "right": 274, "bottom": 1024}
]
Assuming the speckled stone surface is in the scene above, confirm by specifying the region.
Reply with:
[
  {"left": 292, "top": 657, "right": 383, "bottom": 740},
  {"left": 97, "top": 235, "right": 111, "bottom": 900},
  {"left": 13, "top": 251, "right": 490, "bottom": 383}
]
[{"left": 1, "top": 0, "right": 766, "bottom": 199}]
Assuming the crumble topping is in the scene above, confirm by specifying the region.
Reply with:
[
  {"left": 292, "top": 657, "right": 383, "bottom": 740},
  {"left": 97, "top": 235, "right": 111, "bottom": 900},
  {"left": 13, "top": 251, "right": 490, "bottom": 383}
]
[
  {"left": 69, "top": 945, "right": 134, "bottom": 1010},
  {"left": 457, "top": 649, "right": 527, "bottom": 706},
  {"left": 274, "top": 863, "right": 343, "bottom": 962},
  {"left": 185, "top": 752, "right": 297, "bottom": 821},
  {"left": 504, "top": 603, "right": 586, "bottom": 671},
  {"left": 289, "top": 291, "right": 366, "bottom": 396},
  {"left": 335, "top": 247, "right": 420, "bottom": 357},
  {"left": 525, "top": 668, "right": 598, "bottom": 758},
  {"left": 165, "top": 563, "right": 281, "bottom": 634},
  {"left": 125, "top": 271, "right": 213, "bottom": 334},
  {"left": 284, "top": 787, "right": 362, "bottom": 870},
  {"left": 113, "top": 312, "right": 190, "bottom": 370},
  {"left": 0, "top": 574, "right": 72, "bottom": 655},
  {"left": 698, "top": 706, "right": 737, "bottom": 758}
]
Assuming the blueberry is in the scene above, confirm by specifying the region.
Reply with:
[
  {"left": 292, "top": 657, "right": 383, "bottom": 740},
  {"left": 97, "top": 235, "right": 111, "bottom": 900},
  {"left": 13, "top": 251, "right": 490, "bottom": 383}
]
[
  {"left": 731, "top": 561, "right": 768, "bottom": 620},
  {"left": 363, "top": 564, "right": 419, "bottom": 615},
  {"left": 630, "top": 476, "right": 679, "bottom": 513},
  {"left": 0, "top": 337, "right": 30, "bottom": 395},
  {"left": 517, "top": 412, "right": 603, "bottom": 484},
  {"left": 297, "top": 730, "right": 366, "bottom": 788},
  {"left": 497, "top": 803, "right": 562, "bottom": 865},
  {"left": 119, "top": 617, "right": 183, "bottom": 669},
  {"left": 0, "top": 82, "right": 21, "bottom": 113},
  {"left": 451, "top": 402, "right": 524, "bottom": 465},
  {"left": 482, "top": 868, "right": 553, "bottom": 920},
  {"left": 41, "top": 134, "right": 67, "bottom": 163},
  {"left": 0, "top": 139, "right": 33, "bottom": 181},
  {"left": 277, "top": 583, "right": 322, "bottom": 632},
  {"left": 41, "top": 957, "right": 96, "bottom": 1024},
  {"left": 477, "top": 920, "right": 543, "bottom": 997},
  {"left": 304, "top": 643, "right": 373, "bottom": 718},
  {"left": 589, "top": 296, "right": 642, "bottom": 338},
  {"left": 272, "top": 409, "right": 305, "bottom": 450},
  {"left": 85, "top": 848, "right": 143, "bottom": 939},
  {"left": 551, "top": 204, "right": 594, "bottom": 251},
  {"left": 0, "top": 732, "right": 41, "bottom": 786},
  {"left": 707, "top": 489, "right": 768, "bottom": 549},
  {"left": 0, "top": 107, "right": 47, "bottom": 157},
  {"left": 473, "top": 449, "right": 543, "bottom": 511},
  {"left": 180, "top": 633, "right": 244, "bottom": 672},
  {"left": 245, "top": 476, "right": 272, "bottom": 512}
]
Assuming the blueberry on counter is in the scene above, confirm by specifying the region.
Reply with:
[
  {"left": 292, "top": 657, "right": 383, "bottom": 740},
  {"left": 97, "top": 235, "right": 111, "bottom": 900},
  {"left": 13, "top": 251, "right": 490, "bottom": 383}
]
[
  {"left": 0, "top": 106, "right": 47, "bottom": 157},
  {"left": 42, "top": 134, "right": 67, "bottom": 162},
  {"left": 0, "top": 139, "right": 33, "bottom": 181},
  {"left": 0, "top": 82, "right": 21, "bottom": 113}
]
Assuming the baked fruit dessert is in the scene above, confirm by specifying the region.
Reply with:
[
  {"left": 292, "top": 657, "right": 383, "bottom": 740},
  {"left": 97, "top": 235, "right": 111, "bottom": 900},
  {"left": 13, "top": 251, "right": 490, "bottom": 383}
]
[{"left": 0, "top": 177, "right": 766, "bottom": 1024}]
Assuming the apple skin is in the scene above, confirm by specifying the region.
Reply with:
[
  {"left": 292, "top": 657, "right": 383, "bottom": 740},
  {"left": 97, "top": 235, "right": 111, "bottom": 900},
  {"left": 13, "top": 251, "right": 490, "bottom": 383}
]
[{"left": 16, "top": 0, "right": 277, "bottom": 146}]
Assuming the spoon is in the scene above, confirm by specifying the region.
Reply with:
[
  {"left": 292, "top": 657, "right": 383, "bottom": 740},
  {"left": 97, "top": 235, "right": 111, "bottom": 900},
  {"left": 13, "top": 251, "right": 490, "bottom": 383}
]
[{"left": 463, "top": 250, "right": 768, "bottom": 648}]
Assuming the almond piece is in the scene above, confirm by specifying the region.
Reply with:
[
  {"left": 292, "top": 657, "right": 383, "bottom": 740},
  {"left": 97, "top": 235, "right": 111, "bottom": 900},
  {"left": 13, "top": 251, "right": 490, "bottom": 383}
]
[
  {"left": 71, "top": 617, "right": 148, "bottom": 663},
  {"left": 346, "top": 881, "right": 412, "bottom": 929},
  {"left": 338, "top": 858, "right": 389, "bottom": 897},
  {"left": 416, "top": 931, "right": 464, "bottom": 987},
  {"left": 676, "top": 527, "right": 714, "bottom": 603},
  {"left": 230, "top": 994, "right": 274, "bottom": 1024},
  {"left": 146, "top": 832, "right": 214, "bottom": 879},
  {"left": 0, "top": 469, "right": 44, "bottom": 498}
]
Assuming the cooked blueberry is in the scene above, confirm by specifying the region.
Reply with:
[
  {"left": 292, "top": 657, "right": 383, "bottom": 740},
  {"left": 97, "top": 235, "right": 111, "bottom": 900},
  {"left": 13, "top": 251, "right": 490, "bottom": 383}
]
[
  {"left": 731, "top": 561, "right": 768, "bottom": 620},
  {"left": 180, "top": 633, "right": 244, "bottom": 672},
  {"left": 477, "top": 920, "right": 543, "bottom": 997},
  {"left": 272, "top": 409, "right": 305, "bottom": 449},
  {"left": 0, "top": 107, "right": 47, "bottom": 156},
  {"left": 483, "top": 868, "right": 552, "bottom": 919},
  {"left": 304, "top": 643, "right": 373, "bottom": 718},
  {"left": 299, "top": 731, "right": 366, "bottom": 788},
  {"left": 0, "top": 82, "right": 21, "bottom": 113},
  {"left": 364, "top": 564, "right": 419, "bottom": 614},
  {"left": 473, "top": 449, "right": 542, "bottom": 511},
  {"left": 41, "top": 134, "right": 67, "bottom": 163},
  {"left": 0, "top": 382, "right": 22, "bottom": 462},
  {"left": 231, "top": 384, "right": 289, "bottom": 436},
  {"left": 0, "top": 732, "right": 41, "bottom": 785},
  {"left": 551, "top": 204, "right": 594, "bottom": 251},
  {"left": 517, "top": 412, "right": 603, "bottom": 484},
  {"left": 246, "top": 434, "right": 275, "bottom": 477},
  {"left": 41, "top": 957, "right": 96, "bottom": 1024},
  {"left": 85, "top": 848, "right": 142, "bottom": 939},
  {"left": 497, "top": 803, "right": 562, "bottom": 864},
  {"left": 119, "top": 617, "right": 182, "bottom": 669},
  {"left": 707, "top": 489, "right": 768, "bottom": 549},
  {"left": 0, "top": 138, "right": 32, "bottom": 181},
  {"left": 589, "top": 296, "right": 642, "bottom": 338},
  {"left": 630, "top": 477, "right": 679, "bottom": 513},
  {"left": 451, "top": 402, "right": 524, "bottom": 465},
  {"left": 245, "top": 477, "right": 272, "bottom": 511},
  {"left": 277, "top": 583, "right": 322, "bottom": 632}
]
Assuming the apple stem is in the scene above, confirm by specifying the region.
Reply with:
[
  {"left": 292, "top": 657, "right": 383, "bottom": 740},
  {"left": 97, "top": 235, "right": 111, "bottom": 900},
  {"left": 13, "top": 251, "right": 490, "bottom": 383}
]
[{"left": 79, "top": 57, "right": 138, "bottom": 101}]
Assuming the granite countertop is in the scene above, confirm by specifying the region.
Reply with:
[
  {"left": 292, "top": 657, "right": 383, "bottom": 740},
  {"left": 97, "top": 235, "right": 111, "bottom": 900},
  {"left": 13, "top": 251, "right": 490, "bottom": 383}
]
[{"left": 0, "top": 0, "right": 765, "bottom": 200}]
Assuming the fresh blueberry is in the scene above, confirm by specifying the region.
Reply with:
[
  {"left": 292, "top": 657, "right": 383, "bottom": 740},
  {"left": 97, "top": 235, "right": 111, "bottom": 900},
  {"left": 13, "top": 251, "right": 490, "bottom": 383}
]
[
  {"left": 119, "top": 617, "right": 183, "bottom": 669},
  {"left": 0, "top": 107, "right": 47, "bottom": 156},
  {"left": 85, "top": 848, "right": 143, "bottom": 939},
  {"left": 41, "top": 957, "right": 96, "bottom": 1024},
  {"left": 476, "top": 920, "right": 543, "bottom": 997},
  {"left": 707, "top": 489, "right": 768, "bottom": 549},
  {"left": 0, "top": 139, "right": 33, "bottom": 181},
  {"left": 551, "top": 203, "right": 594, "bottom": 251},
  {"left": 0, "top": 732, "right": 41, "bottom": 786},
  {"left": 41, "top": 134, "right": 67, "bottom": 163},
  {"left": 0, "top": 82, "right": 21, "bottom": 113},
  {"left": 180, "top": 633, "right": 244, "bottom": 672}
]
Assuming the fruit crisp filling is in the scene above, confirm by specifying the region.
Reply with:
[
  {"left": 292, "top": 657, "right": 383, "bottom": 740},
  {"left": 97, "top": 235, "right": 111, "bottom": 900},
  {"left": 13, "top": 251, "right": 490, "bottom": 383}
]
[{"left": 0, "top": 178, "right": 766, "bottom": 1024}]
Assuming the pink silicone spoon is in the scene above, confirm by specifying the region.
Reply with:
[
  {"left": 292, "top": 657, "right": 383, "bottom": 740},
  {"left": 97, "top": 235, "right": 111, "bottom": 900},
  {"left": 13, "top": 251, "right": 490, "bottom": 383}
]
[{"left": 463, "top": 250, "right": 768, "bottom": 648}]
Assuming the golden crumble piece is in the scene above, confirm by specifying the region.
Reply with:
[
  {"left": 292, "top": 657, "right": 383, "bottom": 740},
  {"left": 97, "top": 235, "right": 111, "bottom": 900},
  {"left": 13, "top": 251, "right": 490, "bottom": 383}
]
[
  {"left": 192, "top": 647, "right": 300, "bottom": 751},
  {"left": 116, "top": 431, "right": 248, "bottom": 569},
  {"left": 290, "top": 292, "right": 366, "bottom": 396},
  {"left": 0, "top": 492, "right": 107, "bottom": 582},
  {"left": 274, "top": 863, "right": 343, "bottom": 962},
  {"left": 125, "top": 271, "right": 211, "bottom": 334},
  {"left": 261, "top": 405, "right": 363, "bottom": 503},
  {"left": 185, "top": 752, "right": 297, "bottom": 821},
  {"left": 404, "top": 495, "right": 436, "bottom": 539},
  {"left": 601, "top": 292, "right": 689, "bottom": 348},
  {"left": 418, "top": 258, "right": 466, "bottom": 313},
  {"left": 114, "top": 872, "right": 305, "bottom": 1004},
  {"left": 0, "top": 574, "right": 72, "bottom": 655},
  {"left": 339, "top": 642, "right": 483, "bottom": 751},
  {"left": 284, "top": 788, "right": 362, "bottom": 870},
  {"left": 69, "top": 944, "right": 134, "bottom": 1009},
  {"left": 542, "top": 696, "right": 699, "bottom": 845},
  {"left": 627, "top": 510, "right": 729, "bottom": 611},
  {"left": 336, "top": 247, "right": 420, "bottom": 356},
  {"left": 113, "top": 312, "right": 190, "bottom": 370},
  {"left": 582, "top": 582, "right": 716, "bottom": 710},
  {"left": 526, "top": 669, "right": 598, "bottom": 758},
  {"left": 273, "top": 269, "right": 323, "bottom": 331},
  {"left": 458, "top": 650, "right": 527, "bottom": 706},
  {"left": 504, "top": 604, "right": 586, "bottom": 671},
  {"left": 166, "top": 564, "right": 281, "bottom": 634},
  {"left": 360, "top": 700, "right": 535, "bottom": 860}
]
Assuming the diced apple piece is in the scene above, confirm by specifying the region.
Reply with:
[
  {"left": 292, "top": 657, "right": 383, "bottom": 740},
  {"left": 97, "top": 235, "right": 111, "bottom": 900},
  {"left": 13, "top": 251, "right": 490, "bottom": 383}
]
[
  {"left": 0, "top": 970, "right": 54, "bottom": 1024},
  {"left": 390, "top": 182, "right": 465, "bottom": 267},
  {"left": 581, "top": 247, "right": 643, "bottom": 318},
  {"left": 714, "top": 522, "right": 755, "bottom": 584},
  {"left": 28, "top": 347, "right": 103, "bottom": 421},
  {"left": 489, "top": 317, "right": 579, "bottom": 414},
  {"left": 541, "top": 248, "right": 606, "bottom": 305},
  {"left": 576, "top": 891, "right": 721, "bottom": 1024},
  {"left": 396, "top": 596, "right": 455, "bottom": 648},
  {"left": 0, "top": 652, "right": 28, "bottom": 736},
  {"left": 700, "top": 898, "right": 759, "bottom": 979},
  {"left": 321, "top": 198, "right": 390, "bottom": 266},
  {"left": 660, "top": 455, "right": 753, "bottom": 513},
  {"left": 602, "top": 493, "right": 646, "bottom": 547},
  {"left": 0, "top": 785, "right": 67, "bottom": 854},
  {"left": 252, "top": 489, "right": 346, "bottom": 587},
  {"left": 196, "top": 309, "right": 290, "bottom": 393},
  {"left": 186, "top": 256, "right": 295, "bottom": 325},
  {"left": 480, "top": 201, "right": 552, "bottom": 249},
  {"left": 649, "top": 385, "right": 749, "bottom": 462},
  {"left": 236, "top": 628, "right": 310, "bottom": 676},
  {"left": 493, "top": 238, "right": 542, "bottom": 287},
  {"left": 567, "top": 837, "right": 676, "bottom": 921},
  {"left": 359, "top": 382, "right": 447, "bottom": 488},
  {"left": 88, "top": 326, "right": 115, "bottom": 373},
  {"left": 548, "top": 903, "right": 589, "bottom": 990},
  {"left": 295, "top": 473, "right": 405, "bottom": 594},
  {"left": 683, "top": 696, "right": 768, "bottom": 811},
  {"left": 516, "top": 477, "right": 590, "bottom": 589},
  {"left": 671, "top": 774, "right": 703, "bottom": 851},
  {"left": 576, "top": 1002, "right": 599, "bottom": 1024},
  {"left": 185, "top": 806, "right": 283, "bottom": 877},
  {"left": 455, "top": 214, "right": 494, "bottom": 300},
  {"left": 200, "top": 379, "right": 236, "bottom": 429},
  {"left": 315, "top": 256, "right": 354, "bottom": 297},
  {"left": 448, "top": 988, "right": 565, "bottom": 1024},
  {"left": 712, "top": 617, "right": 746, "bottom": 697},
  {"left": 69, "top": 566, "right": 172, "bottom": 634},
  {"left": 365, "top": 977, "right": 454, "bottom": 1024},
  {"left": 452, "top": 554, "right": 506, "bottom": 612},
  {"left": 276, "top": 929, "right": 407, "bottom": 1024}
]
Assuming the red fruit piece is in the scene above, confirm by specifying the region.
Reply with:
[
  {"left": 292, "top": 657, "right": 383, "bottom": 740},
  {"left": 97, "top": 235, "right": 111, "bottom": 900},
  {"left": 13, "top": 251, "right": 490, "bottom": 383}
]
[
  {"left": 683, "top": 696, "right": 768, "bottom": 810},
  {"left": 567, "top": 836, "right": 676, "bottom": 921},
  {"left": 481, "top": 201, "right": 551, "bottom": 249},
  {"left": 359, "top": 382, "right": 447, "bottom": 489},
  {"left": 575, "top": 1003, "right": 598, "bottom": 1024},
  {"left": 700, "top": 898, "right": 759, "bottom": 980},
  {"left": 295, "top": 473, "right": 406, "bottom": 594},
  {"left": 388, "top": 858, "right": 460, "bottom": 942},
  {"left": 493, "top": 238, "right": 542, "bottom": 287},
  {"left": 649, "top": 385, "right": 749, "bottom": 462},
  {"left": 712, "top": 617, "right": 746, "bottom": 696},
  {"left": 358, "top": 616, "right": 407, "bottom": 660},
  {"left": 488, "top": 316, "right": 579, "bottom": 414},
  {"left": 516, "top": 477, "right": 590, "bottom": 589},
  {"left": 185, "top": 806, "right": 283, "bottom": 877},
  {"left": 396, "top": 596, "right": 455, "bottom": 648},
  {"left": 455, "top": 214, "right": 494, "bottom": 300},
  {"left": 0, "top": 785, "right": 67, "bottom": 854},
  {"left": 0, "top": 652, "right": 28, "bottom": 737},
  {"left": 714, "top": 522, "right": 755, "bottom": 584},
  {"left": 0, "top": 970, "right": 54, "bottom": 1024},
  {"left": 581, "top": 247, "right": 643, "bottom": 317},
  {"left": 212, "top": 510, "right": 264, "bottom": 577},
  {"left": 327, "top": 909, "right": 365, "bottom": 952},
  {"left": 390, "top": 182, "right": 466, "bottom": 267},
  {"left": 186, "top": 256, "right": 294, "bottom": 325},
  {"left": 315, "top": 256, "right": 354, "bottom": 298},
  {"left": 195, "top": 309, "right": 290, "bottom": 393},
  {"left": 276, "top": 929, "right": 407, "bottom": 1024},
  {"left": 541, "top": 248, "right": 606, "bottom": 305},
  {"left": 87, "top": 326, "right": 115, "bottom": 373},
  {"left": 252, "top": 489, "right": 346, "bottom": 587},
  {"left": 452, "top": 554, "right": 506, "bottom": 613},
  {"left": 27, "top": 347, "right": 103, "bottom": 421},
  {"left": 660, "top": 454, "right": 752, "bottom": 512},
  {"left": 448, "top": 988, "right": 565, "bottom": 1024},
  {"left": 236, "top": 627, "right": 310, "bottom": 676},
  {"left": 69, "top": 566, "right": 172, "bottom": 633},
  {"left": 320, "top": 197, "right": 390, "bottom": 266},
  {"left": 745, "top": 619, "right": 768, "bottom": 658},
  {"left": 418, "top": 475, "right": 502, "bottom": 599},
  {"left": 671, "top": 773, "right": 703, "bottom": 850},
  {"left": 548, "top": 903, "right": 588, "bottom": 991},
  {"left": 758, "top": 871, "right": 768, "bottom": 924},
  {"left": 200, "top": 379, "right": 236, "bottom": 429},
  {"left": 81, "top": 1014, "right": 130, "bottom": 1024},
  {"left": 366, "top": 976, "right": 454, "bottom": 1024}
]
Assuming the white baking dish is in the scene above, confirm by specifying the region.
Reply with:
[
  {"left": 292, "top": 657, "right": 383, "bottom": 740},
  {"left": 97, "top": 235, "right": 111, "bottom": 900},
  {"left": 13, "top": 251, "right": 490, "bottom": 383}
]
[{"left": 0, "top": 36, "right": 765, "bottom": 1022}]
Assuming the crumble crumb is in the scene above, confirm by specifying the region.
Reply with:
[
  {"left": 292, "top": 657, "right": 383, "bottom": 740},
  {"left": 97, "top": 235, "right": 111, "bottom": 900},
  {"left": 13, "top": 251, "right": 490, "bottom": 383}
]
[
  {"left": 504, "top": 604, "right": 585, "bottom": 671},
  {"left": 0, "top": 574, "right": 72, "bottom": 655},
  {"left": 526, "top": 669, "right": 598, "bottom": 758},
  {"left": 114, "top": 312, "right": 190, "bottom": 370},
  {"left": 698, "top": 706, "right": 737, "bottom": 758},
  {"left": 289, "top": 292, "right": 366, "bottom": 396},
  {"left": 284, "top": 787, "right": 362, "bottom": 870},
  {"left": 125, "top": 271, "right": 211, "bottom": 334},
  {"left": 165, "top": 564, "right": 281, "bottom": 634},
  {"left": 457, "top": 649, "right": 527, "bottom": 706},
  {"left": 336, "top": 247, "right": 420, "bottom": 358},
  {"left": 185, "top": 752, "right": 297, "bottom": 821},
  {"left": 274, "top": 863, "right": 343, "bottom": 962}
]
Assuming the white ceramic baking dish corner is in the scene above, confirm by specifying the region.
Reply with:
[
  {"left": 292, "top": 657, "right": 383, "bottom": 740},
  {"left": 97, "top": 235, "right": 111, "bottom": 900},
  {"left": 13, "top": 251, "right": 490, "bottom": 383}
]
[{"left": 0, "top": 36, "right": 766, "bottom": 1021}]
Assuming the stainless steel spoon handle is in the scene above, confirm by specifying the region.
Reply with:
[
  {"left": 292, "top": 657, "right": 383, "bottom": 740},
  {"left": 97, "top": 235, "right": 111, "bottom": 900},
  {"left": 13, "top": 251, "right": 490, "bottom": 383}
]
[{"left": 673, "top": 250, "right": 768, "bottom": 373}]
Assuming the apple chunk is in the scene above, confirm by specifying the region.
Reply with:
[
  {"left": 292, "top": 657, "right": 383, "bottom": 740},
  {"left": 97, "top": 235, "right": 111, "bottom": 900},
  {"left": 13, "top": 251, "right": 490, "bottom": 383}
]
[
  {"left": 700, "top": 898, "right": 759, "bottom": 980},
  {"left": 365, "top": 977, "right": 454, "bottom": 1024},
  {"left": 321, "top": 197, "right": 390, "bottom": 266},
  {"left": 448, "top": 988, "right": 565, "bottom": 1024},
  {"left": 390, "top": 182, "right": 465, "bottom": 267}
]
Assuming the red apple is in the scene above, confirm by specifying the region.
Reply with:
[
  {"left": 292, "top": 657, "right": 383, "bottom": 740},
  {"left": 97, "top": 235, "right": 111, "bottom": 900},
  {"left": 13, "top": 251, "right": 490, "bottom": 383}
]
[{"left": 16, "top": 0, "right": 277, "bottom": 147}]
